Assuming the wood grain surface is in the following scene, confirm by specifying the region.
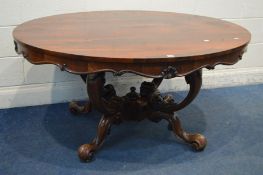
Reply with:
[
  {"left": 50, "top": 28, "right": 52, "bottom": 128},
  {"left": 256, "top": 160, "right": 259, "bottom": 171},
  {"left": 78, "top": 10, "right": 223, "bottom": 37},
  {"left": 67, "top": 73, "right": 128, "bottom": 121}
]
[{"left": 13, "top": 11, "right": 251, "bottom": 77}]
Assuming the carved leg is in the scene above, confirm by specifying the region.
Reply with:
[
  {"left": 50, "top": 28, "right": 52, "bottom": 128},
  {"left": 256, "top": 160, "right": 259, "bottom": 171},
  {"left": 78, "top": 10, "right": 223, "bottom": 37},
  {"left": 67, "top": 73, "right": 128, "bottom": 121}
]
[
  {"left": 78, "top": 115, "right": 113, "bottom": 161},
  {"left": 69, "top": 74, "right": 92, "bottom": 115},
  {"left": 171, "top": 70, "right": 206, "bottom": 150},
  {"left": 69, "top": 101, "right": 92, "bottom": 114},
  {"left": 166, "top": 113, "right": 207, "bottom": 151},
  {"left": 171, "top": 69, "right": 202, "bottom": 111},
  {"left": 78, "top": 73, "right": 120, "bottom": 161},
  {"left": 148, "top": 70, "right": 206, "bottom": 150}
]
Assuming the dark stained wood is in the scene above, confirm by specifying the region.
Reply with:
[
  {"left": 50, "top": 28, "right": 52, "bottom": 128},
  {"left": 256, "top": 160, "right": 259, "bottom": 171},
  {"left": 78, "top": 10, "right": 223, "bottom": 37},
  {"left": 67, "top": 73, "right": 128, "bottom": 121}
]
[
  {"left": 78, "top": 114, "right": 113, "bottom": 162},
  {"left": 69, "top": 101, "right": 92, "bottom": 114},
  {"left": 13, "top": 11, "right": 250, "bottom": 77},
  {"left": 76, "top": 71, "right": 206, "bottom": 161},
  {"left": 12, "top": 11, "right": 251, "bottom": 162}
]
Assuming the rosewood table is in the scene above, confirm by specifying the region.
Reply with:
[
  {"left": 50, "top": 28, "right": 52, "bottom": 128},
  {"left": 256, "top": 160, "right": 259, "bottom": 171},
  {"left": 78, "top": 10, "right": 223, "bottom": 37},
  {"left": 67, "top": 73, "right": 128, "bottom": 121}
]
[{"left": 13, "top": 11, "right": 251, "bottom": 162}]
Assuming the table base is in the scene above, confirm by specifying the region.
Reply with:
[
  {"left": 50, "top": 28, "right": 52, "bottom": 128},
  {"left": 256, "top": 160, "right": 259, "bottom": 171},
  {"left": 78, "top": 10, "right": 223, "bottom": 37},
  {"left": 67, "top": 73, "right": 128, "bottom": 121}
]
[{"left": 69, "top": 70, "right": 207, "bottom": 162}]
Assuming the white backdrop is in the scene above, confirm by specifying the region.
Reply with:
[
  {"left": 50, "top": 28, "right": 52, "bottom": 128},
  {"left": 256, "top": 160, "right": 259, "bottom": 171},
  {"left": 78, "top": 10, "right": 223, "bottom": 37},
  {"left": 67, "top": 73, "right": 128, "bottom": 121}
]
[{"left": 0, "top": 0, "right": 263, "bottom": 108}]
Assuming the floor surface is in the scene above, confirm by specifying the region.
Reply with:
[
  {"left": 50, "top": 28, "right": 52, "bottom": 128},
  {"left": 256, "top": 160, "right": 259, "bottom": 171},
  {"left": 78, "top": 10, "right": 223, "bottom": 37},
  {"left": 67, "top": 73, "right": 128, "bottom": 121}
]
[{"left": 1, "top": 84, "right": 263, "bottom": 175}]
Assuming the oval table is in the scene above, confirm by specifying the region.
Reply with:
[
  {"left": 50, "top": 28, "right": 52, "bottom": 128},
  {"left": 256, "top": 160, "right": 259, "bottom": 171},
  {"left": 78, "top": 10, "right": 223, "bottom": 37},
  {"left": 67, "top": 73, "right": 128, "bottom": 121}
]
[{"left": 13, "top": 11, "right": 251, "bottom": 162}]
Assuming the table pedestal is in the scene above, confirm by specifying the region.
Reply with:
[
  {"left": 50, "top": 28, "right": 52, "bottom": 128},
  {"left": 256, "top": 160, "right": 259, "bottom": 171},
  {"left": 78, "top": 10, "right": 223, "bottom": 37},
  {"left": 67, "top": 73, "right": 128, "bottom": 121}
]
[{"left": 69, "top": 70, "right": 207, "bottom": 162}]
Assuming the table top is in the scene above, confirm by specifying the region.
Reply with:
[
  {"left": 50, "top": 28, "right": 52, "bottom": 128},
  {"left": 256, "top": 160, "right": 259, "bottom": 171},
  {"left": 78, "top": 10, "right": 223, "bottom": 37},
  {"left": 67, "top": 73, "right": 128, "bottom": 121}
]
[{"left": 13, "top": 11, "right": 251, "bottom": 77}]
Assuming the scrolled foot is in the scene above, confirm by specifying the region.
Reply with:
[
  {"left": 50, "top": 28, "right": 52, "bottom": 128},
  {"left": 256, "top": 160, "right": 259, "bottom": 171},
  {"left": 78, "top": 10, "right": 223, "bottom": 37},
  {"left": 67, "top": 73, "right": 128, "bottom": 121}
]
[
  {"left": 69, "top": 101, "right": 91, "bottom": 115},
  {"left": 78, "top": 115, "right": 113, "bottom": 162},
  {"left": 188, "top": 133, "right": 207, "bottom": 151},
  {"left": 78, "top": 144, "right": 95, "bottom": 162},
  {"left": 167, "top": 114, "right": 207, "bottom": 151}
]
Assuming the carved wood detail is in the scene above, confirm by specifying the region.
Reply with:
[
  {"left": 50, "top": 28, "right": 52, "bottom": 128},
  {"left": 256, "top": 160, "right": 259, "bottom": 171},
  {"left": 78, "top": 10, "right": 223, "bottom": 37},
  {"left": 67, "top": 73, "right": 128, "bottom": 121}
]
[
  {"left": 74, "top": 70, "right": 206, "bottom": 161},
  {"left": 14, "top": 40, "right": 247, "bottom": 78},
  {"left": 12, "top": 11, "right": 251, "bottom": 162}
]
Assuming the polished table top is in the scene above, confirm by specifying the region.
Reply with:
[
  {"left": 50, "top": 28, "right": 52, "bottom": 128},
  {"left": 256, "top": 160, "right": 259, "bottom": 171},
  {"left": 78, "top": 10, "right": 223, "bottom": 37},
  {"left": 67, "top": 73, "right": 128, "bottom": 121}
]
[{"left": 13, "top": 11, "right": 251, "bottom": 77}]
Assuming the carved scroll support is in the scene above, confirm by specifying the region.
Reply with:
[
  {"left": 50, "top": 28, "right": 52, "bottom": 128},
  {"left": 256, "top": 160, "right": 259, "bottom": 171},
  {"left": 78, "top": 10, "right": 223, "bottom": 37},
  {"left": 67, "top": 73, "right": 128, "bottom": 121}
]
[
  {"left": 173, "top": 69, "right": 202, "bottom": 111},
  {"left": 78, "top": 114, "right": 114, "bottom": 161},
  {"left": 71, "top": 68, "right": 206, "bottom": 162},
  {"left": 69, "top": 101, "right": 92, "bottom": 115},
  {"left": 151, "top": 112, "right": 207, "bottom": 151}
]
